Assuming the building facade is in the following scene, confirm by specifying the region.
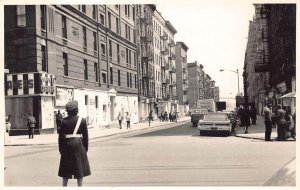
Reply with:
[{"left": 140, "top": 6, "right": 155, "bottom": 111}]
[
  {"left": 175, "top": 41, "right": 189, "bottom": 116},
  {"left": 244, "top": 4, "right": 296, "bottom": 115},
  {"left": 5, "top": 5, "right": 139, "bottom": 134},
  {"left": 153, "top": 11, "right": 178, "bottom": 115},
  {"left": 136, "top": 4, "right": 156, "bottom": 121},
  {"left": 187, "top": 61, "right": 203, "bottom": 110}
]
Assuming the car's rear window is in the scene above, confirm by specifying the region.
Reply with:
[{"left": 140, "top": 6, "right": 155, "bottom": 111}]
[{"left": 204, "top": 114, "right": 228, "bottom": 121}]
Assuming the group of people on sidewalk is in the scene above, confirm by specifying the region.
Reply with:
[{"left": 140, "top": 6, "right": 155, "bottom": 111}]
[
  {"left": 227, "top": 105, "right": 257, "bottom": 135},
  {"left": 117, "top": 112, "right": 132, "bottom": 129},
  {"left": 264, "top": 104, "right": 296, "bottom": 141},
  {"left": 159, "top": 111, "right": 178, "bottom": 123}
]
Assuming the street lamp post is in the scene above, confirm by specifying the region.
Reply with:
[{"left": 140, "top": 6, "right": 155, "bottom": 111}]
[{"left": 219, "top": 69, "right": 240, "bottom": 95}]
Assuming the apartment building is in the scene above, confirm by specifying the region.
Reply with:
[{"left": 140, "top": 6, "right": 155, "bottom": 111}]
[
  {"left": 175, "top": 41, "right": 189, "bottom": 116},
  {"left": 153, "top": 11, "right": 177, "bottom": 115},
  {"left": 244, "top": 4, "right": 296, "bottom": 114},
  {"left": 4, "top": 5, "right": 139, "bottom": 134},
  {"left": 136, "top": 4, "right": 156, "bottom": 121}
]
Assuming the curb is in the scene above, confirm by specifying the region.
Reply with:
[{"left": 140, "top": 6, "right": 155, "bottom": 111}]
[{"left": 4, "top": 119, "right": 190, "bottom": 147}]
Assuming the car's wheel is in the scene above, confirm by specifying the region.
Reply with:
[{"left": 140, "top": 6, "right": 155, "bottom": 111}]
[{"left": 199, "top": 130, "right": 205, "bottom": 136}]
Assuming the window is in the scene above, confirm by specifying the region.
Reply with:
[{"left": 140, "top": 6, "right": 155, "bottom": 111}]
[
  {"left": 82, "top": 5, "right": 86, "bottom": 13},
  {"left": 85, "top": 95, "right": 88, "bottom": 105},
  {"left": 102, "top": 72, "right": 107, "bottom": 84},
  {"left": 128, "top": 5, "right": 130, "bottom": 18},
  {"left": 117, "top": 44, "right": 120, "bottom": 62},
  {"left": 130, "top": 73, "right": 132, "bottom": 88},
  {"left": 41, "top": 45, "right": 47, "bottom": 72},
  {"left": 126, "top": 48, "right": 129, "bottom": 64},
  {"left": 127, "top": 72, "right": 129, "bottom": 87},
  {"left": 95, "top": 96, "right": 98, "bottom": 108},
  {"left": 62, "top": 15, "right": 67, "bottom": 39},
  {"left": 100, "top": 14, "right": 105, "bottom": 25},
  {"left": 63, "top": 53, "right": 68, "bottom": 76},
  {"left": 134, "top": 74, "right": 137, "bottom": 88},
  {"left": 16, "top": 5, "right": 26, "bottom": 27},
  {"left": 83, "top": 26, "right": 87, "bottom": 47},
  {"left": 93, "top": 31, "right": 97, "bottom": 51},
  {"left": 84, "top": 59, "right": 88, "bottom": 80},
  {"left": 128, "top": 26, "right": 131, "bottom": 41},
  {"left": 40, "top": 5, "right": 46, "bottom": 30},
  {"left": 92, "top": 5, "right": 96, "bottom": 19},
  {"left": 118, "top": 70, "right": 121, "bottom": 86},
  {"left": 94, "top": 62, "right": 98, "bottom": 82},
  {"left": 133, "top": 6, "right": 135, "bottom": 21},
  {"left": 116, "top": 17, "right": 119, "bottom": 34},
  {"left": 110, "top": 67, "right": 113, "bottom": 85},
  {"left": 101, "top": 43, "right": 106, "bottom": 59},
  {"left": 108, "top": 11, "right": 111, "bottom": 29},
  {"left": 125, "top": 5, "right": 128, "bottom": 15},
  {"left": 108, "top": 40, "right": 112, "bottom": 57},
  {"left": 129, "top": 49, "right": 131, "bottom": 66},
  {"left": 133, "top": 52, "right": 136, "bottom": 67},
  {"left": 125, "top": 24, "right": 128, "bottom": 39}
]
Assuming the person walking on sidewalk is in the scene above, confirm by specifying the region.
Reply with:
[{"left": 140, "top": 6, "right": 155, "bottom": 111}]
[
  {"left": 291, "top": 109, "right": 296, "bottom": 139},
  {"left": 229, "top": 110, "right": 238, "bottom": 136},
  {"left": 126, "top": 112, "right": 131, "bottom": 129},
  {"left": 27, "top": 113, "right": 36, "bottom": 139},
  {"left": 276, "top": 105, "right": 287, "bottom": 141},
  {"left": 148, "top": 110, "right": 153, "bottom": 127},
  {"left": 240, "top": 106, "right": 250, "bottom": 134},
  {"left": 58, "top": 100, "right": 91, "bottom": 187},
  {"left": 118, "top": 112, "right": 123, "bottom": 129},
  {"left": 250, "top": 106, "right": 257, "bottom": 125},
  {"left": 264, "top": 104, "right": 273, "bottom": 141}
]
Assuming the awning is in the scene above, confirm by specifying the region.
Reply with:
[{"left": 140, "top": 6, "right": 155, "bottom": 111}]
[{"left": 279, "top": 92, "right": 296, "bottom": 98}]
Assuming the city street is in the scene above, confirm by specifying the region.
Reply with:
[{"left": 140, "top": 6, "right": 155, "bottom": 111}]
[{"left": 5, "top": 120, "right": 295, "bottom": 186}]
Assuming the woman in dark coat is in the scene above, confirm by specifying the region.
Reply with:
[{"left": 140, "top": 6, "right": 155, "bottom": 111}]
[
  {"left": 240, "top": 107, "right": 251, "bottom": 134},
  {"left": 58, "top": 100, "right": 91, "bottom": 186}
]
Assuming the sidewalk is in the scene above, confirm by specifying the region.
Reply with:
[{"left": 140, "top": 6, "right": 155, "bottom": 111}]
[
  {"left": 4, "top": 117, "right": 190, "bottom": 146},
  {"left": 235, "top": 115, "right": 295, "bottom": 141}
]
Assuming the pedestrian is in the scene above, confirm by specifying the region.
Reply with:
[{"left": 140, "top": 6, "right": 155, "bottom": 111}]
[
  {"left": 117, "top": 112, "right": 123, "bottom": 129},
  {"left": 229, "top": 110, "right": 238, "bottom": 136},
  {"left": 5, "top": 115, "right": 11, "bottom": 144},
  {"left": 276, "top": 105, "right": 286, "bottom": 141},
  {"left": 148, "top": 110, "right": 153, "bottom": 127},
  {"left": 284, "top": 106, "right": 292, "bottom": 139},
  {"left": 240, "top": 106, "right": 250, "bottom": 134},
  {"left": 164, "top": 111, "right": 168, "bottom": 122},
  {"left": 250, "top": 106, "right": 257, "bottom": 125},
  {"left": 174, "top": 111, "right": 178, "bottom": 122},
  {"left": 125, "top": 112, "right": 131, "bottom": 129},
  {"left": 27, "top": 113, "right": 36, "bottom": 139},
  {"left": 291, "top": 108, "right": 296, "bottom": 139},
  {"left": 169, "top": 111, "right": 173, "bottom": 122},
  {"left": 161, "top": 111, "right": 164, "bottom": 122},
  {"left": 56, "top": 110, "right": 63, "bottom": 134},
  {"left": 58, "top": 100, "right": 91, "bottom": 187},
  {"left": 264, "top": 104, "right": 273, "bottom": 141}
]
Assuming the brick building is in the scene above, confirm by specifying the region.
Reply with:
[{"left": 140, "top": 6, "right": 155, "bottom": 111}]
[
  {"left": 244, "top": 4, "right": 296, "bottom": 114},
  {"left": 175, "top": 41, "right": 189, "bottom": 116},
  {"left": 4, "top": 5, "right": 139, "bottom": 134}
]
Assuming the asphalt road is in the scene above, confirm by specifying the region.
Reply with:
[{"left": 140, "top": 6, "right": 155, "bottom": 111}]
[{"left": 4, "top": 122, "right": 295, "bottom": 186}]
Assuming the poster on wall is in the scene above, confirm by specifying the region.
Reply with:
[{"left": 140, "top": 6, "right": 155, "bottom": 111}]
[{"left": 55, "top": 86, "right": 74, "bottom": 107}]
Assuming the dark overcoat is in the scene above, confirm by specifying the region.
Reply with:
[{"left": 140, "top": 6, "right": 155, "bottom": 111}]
[{"left": 58, "top": 115, "right": 91, "bottom": 179}]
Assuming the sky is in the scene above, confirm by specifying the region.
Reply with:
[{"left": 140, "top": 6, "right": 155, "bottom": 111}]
[{"left": 156, "top": 0, "right": 255, "bottom": 98}]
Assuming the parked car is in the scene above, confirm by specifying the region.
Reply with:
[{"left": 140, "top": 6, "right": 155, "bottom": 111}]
[
  {"left": 197, "top": 112, "right": 231, "bottom": 136},
  {"left": 191, "top": 109, "right": 208, "bottom": 127}
]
